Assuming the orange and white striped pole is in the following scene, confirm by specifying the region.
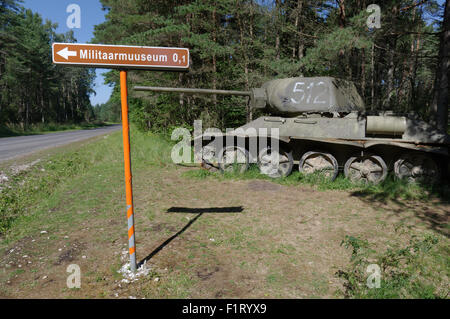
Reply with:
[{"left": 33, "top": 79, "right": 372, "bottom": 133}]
[{"left": 120, "top": 70, "right": 137, "bottom": 272}]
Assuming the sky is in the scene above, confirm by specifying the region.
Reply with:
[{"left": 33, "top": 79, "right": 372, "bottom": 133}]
[{"left": 22, "top": 0, "right": 113, "bottom": 106}]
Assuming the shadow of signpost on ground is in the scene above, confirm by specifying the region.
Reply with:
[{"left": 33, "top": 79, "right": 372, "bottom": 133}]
[{"left": 137, "top": 206, "right": 243, "bottom": 267}]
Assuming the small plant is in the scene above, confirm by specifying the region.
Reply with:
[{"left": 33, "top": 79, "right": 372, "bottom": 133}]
[
  {"left": 340, "top": 235, "right": 374, "bottom": 261},
  {"left": 336, "top": 233, "right": 447, "bottom": 299}
]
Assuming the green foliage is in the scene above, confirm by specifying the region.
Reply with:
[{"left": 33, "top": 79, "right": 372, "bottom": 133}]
[
  {"left": 337, "top": 233, "right": 448, "bottom": 299},
  {"left": 93, "top": 90, "right": 121, "bottom": 124},
  {"left": 92, "top": 0, "right": 444, "bottom": 132},
  {"left": 0, "top": 1, "right": 95, "bottom": 127},
  {"left": 340, "top": 235, "right": 374, "bottom": 261}
]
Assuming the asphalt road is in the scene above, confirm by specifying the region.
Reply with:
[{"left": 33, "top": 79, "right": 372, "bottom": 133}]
[{"left": 0, "top": 125, "right": 121, "bottom": 162}]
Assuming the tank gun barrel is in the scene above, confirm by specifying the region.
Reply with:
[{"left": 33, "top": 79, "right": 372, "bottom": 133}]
[{"left": 133, "top": 86, "right": 251, "bottom": 96}]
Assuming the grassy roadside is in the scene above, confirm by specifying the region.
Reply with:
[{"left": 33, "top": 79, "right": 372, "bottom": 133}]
[
  {"left": 0, "top": 128, "right": 448, "bottom": 299},
  {"left": 0, "top": 127, "right": 171, "bottom": 238},
  {"left": 0, "top": 122, "right": 115, "bottom": 138}
]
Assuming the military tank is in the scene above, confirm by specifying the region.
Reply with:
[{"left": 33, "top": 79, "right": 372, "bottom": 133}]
[{"left": 134, "top": 76, "right": 449, "bottom": 184}]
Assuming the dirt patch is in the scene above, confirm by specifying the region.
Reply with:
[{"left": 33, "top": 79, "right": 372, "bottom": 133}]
[
  {"left": 149, "top": 223, "right": 177, "bottom": 233},
  {"left": 247, "top": 180, "right": 282, "bottom": 192},
  {"left": 10, "top": 159, "right": 41, "bottom": 175},
  {"left": 54, "top": 240, "right": 86, "bottom": 265},
  {"left": 196, "top": 266, "right": 220, "bottom": 281},
  {"left": 0, "top": 159, "right": 42, "bottom": 193}
]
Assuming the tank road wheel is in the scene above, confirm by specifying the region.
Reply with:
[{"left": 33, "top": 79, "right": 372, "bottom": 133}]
[
  {"left": 344, "top": 153, "right": 387, "bottom": 185},
  {"left": 218, "top": 146, "right": 249, "bottom": 174},
  {"left": 299, "top": 151, "right": 339, "bottom": 181},
  {"left": 257, "top": 147, "right": 293, "bottom": 178},
  {"left": 394, "top": 153, "right": 440, "bottom": 184}
]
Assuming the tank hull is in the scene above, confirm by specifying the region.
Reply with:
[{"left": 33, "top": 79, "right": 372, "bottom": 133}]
[{"left": 197, "top": 113, "right": 449, "bottom": 183}]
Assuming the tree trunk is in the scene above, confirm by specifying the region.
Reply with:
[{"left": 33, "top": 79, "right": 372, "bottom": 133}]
[
  {"left": 402, "top": 5, "right": 419, "bottom": 111},
  {"left": 178, "top": 73, "right": 184, "bottom": 121},
  {"left": 383, "top": 39, "right": 396, "bottom": 108},
  {"left": 63, "top": 84, "right": 68, "bottom": 122},
  {"left": 275, "top": 0, "right": 281, "bottom": 60},
  {"left": 409, "top": 35, "right": 420, "bottom": 109},
  {"left": 337, "top": 0, "right": 346, "bottom": 28},
  {"left": 212, "top": 8, "right": 217, "bottom": 111},
  {"left": 431, "top": 0, "right": 449, "bottom": 132},
  {"left": 371, "top": 42, "right": 375, "bottom": 110},
  {"left": 25, "top": 100, "right": 29, "bottom": 130},
  {"left": 361, "top": 48, "right": 365, "bottom": 100},
  {"left": 337, "top": 1, "right": 346, "bottom": 60},
  {"left": 41, "top": 83, "right": 45, "bottom": 124},
  {"left": 237, "top": 4, "right": 251, "bottom": 122},
  {"left": 292, "top": 0, "right": 304, "bottom": 60},
  {"left": 250, "top": 0, "right": 254, "bottom": 39}
]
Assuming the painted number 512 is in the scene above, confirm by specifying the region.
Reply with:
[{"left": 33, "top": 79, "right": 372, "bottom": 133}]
[{"left": 291, "top": 81, "right": 328, "bottom": 105}]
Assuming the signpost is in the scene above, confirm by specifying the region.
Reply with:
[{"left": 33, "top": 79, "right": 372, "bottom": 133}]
[{"left": 52, "top": 43, "right": 190, "bottom": 272}]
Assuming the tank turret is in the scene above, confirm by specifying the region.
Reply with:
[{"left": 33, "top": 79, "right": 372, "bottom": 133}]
[
  {"left": 253, "top": 76, "right": 365, "bottom": 115},
  {"left": 135, "top": 76, "right": 364, "bottom": 115}
]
